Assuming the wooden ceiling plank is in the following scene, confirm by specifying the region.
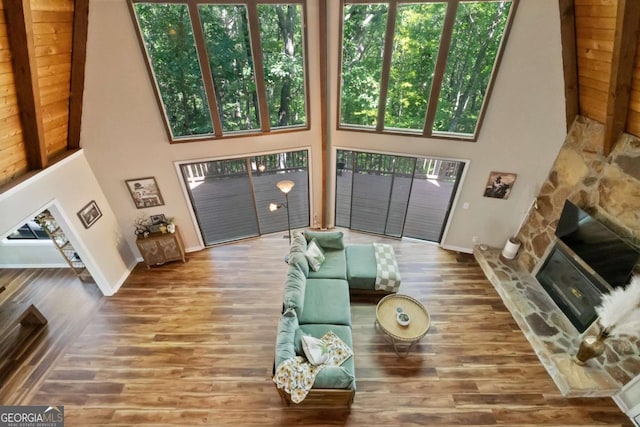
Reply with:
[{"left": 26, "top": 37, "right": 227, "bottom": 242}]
[
  {"left": 67, "top": 0, "right": 88, "bottom": 150},
  {"left": 4, "top": 0, "right": 47, "bottom": 169},
  {"left": 559, "top": 0, "right": 579, "bottom": 131},
  {"left": 603, "top": 0, "right": 640, "bottom": 156}
]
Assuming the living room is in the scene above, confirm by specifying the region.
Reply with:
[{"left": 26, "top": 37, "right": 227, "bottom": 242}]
[{"left": 0, "top": 0, "right": 638, "bottom": 425}]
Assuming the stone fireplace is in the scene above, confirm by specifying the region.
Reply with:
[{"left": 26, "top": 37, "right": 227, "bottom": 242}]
[{"left": 475, "top": 116, "right": 640, "bottom": 396}]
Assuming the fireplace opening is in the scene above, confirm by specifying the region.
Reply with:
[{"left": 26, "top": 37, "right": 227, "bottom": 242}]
[{"left": 535, "top": 243, "right": 609, "bottom": 332}]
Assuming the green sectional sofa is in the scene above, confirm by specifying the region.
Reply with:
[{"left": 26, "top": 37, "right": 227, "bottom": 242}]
[{"left": 273, "top": 230, "right": 400, "bottom": 406}]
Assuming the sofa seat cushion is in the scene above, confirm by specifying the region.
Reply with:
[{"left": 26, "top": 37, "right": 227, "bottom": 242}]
[
  {"left": 299, "top": 324, "right": 355, "bottom": 390},
  {"left": 345, "top": 244, "right": 377, "bottom": 290},
  {"left": 307, "top": 249, "right": 347, "bottom": 280},
  {"left": 299, "top": 279, "right": 351, "bottom": 326}
]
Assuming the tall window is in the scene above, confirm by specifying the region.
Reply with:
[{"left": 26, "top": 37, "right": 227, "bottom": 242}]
[
  {"left": 339, "top": 0, "right": 516, "bottom": 139},
  {"left": 130, "top": 1, "right": 308, "bottom": 141}
]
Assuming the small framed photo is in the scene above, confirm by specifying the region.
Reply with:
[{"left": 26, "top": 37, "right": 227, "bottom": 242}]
[
  {"left": 77, "top": 200, "right": 102, "bottom": 229},
  {"left": 126, "top": 177, "right": 165, "bottom": 209},
  {"left": 150, "top": 214, "right": 166, "bottom": 225},
  {"left": 483, "top": 171, "right": 517, "bottom": 200}
]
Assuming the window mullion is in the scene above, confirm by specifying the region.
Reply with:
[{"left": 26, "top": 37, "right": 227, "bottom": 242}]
[
  {"left": 247, "top": 3, "right": 271, "bottom": 133},
  {"left": 422, "top": 0, "right": 459, "bottom": 137},
  {"left": 375, "top": 0, "right": 398, "bottom": 132},
  {"left": 188, "top": 3, "right": 223, "bottom": 137}
]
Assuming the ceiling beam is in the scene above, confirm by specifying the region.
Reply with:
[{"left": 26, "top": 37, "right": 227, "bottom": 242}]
[
  {"left": 319, "top": 0, "right": 328, "bottom": 229},
  {"left": 68, "top": 0, "right": 90, "bottom": 150},
  {"left": 4, "top": 0, "right": 47, "bottom": 169},
  {"left": 603, "top": 0, "right": 640, "bottom": 156},
  {"left": 558, "top": 0, "right": 579, "bottom": 132}
]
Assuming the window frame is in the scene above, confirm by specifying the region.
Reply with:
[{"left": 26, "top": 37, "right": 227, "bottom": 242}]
[
  {"left": 127, "top": 0, "right": 311, "bottom": 143},
  {"left": 337, "top": 0, "right": 519, "bottom": 142}
]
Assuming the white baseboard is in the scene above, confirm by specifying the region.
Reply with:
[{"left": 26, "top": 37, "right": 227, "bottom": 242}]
[
  {"left": 440, "top": 244, "right": 473, "bottom": 254},
  {"left": 0, "top": 263, "right": 69, "bottom": 269}
]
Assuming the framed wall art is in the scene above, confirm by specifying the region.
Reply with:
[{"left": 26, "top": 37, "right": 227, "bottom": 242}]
[
  {"left": 126, "top": 177, "right": 165, "bottom": 209},
  {"left": 483, "top": 171, "right": 517, "bottom": 200},
  {"left": 77, "top": 200, "right": 102, "bottom": 229}
]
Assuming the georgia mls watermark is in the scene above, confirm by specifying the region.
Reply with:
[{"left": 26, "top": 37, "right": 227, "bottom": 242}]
[{"left": 0, "top": 406, "right": 64, "bottom": 427}]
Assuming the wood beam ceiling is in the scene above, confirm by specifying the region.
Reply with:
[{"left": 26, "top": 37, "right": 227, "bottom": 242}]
[
  {"left": 68, "top": 0, "right": 90, "bottom": 150},
  {"left": 558, "top": 0, "right": 579, "bottom": 132},
  {"left": 603, "top": 0, "right": 640, "bottom": 156},
  {"left": 5, "top": 0, "right": 47, "bottom": 170}
]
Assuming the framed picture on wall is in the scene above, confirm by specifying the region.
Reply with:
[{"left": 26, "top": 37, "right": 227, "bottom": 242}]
[
  {"left": 483, "top": 171, "right": 517, "bottom": 200},
  {"left": 77, "top": 200, "right": 102, "bottom": 229},
  {"left": 126, "top": 177, "right": 165, "bottom": 209}
]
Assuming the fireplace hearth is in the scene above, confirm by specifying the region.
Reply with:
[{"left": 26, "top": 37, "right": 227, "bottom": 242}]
[
  {"left": 474, "top": 246, "right": 623, "bottom": 397},
  {"left": 535, "top": 243, "right": 608, "bottom": 333}
]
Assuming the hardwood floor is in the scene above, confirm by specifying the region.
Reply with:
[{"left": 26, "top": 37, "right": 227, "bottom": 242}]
[
  {"left": 8, "top": 230, "right": 633, "bottom": 426},
  {"left": 0, "top": 268, "right": 103, "bottom": 404}
]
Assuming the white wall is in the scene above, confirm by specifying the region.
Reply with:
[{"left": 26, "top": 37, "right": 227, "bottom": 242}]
[
  {"left": 81, "top": 0, "right": 324, "bottom": 257},
  {"left": 0, "top": 239, "right": 68, "bottom": 268},
  {"left": 0, "top": 151, "right": 136, "bottom": 295},
  {"left": 81, "top": 0, "right": 566, "bottom": 257}
]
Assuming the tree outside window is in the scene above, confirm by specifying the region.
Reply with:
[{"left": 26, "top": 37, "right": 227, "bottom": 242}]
[
  {"left": 131, "top": 1, "right": 308, "bottom": 141},
  {"left": 339, "top": 0, "right": 516, "bottom": 139}
]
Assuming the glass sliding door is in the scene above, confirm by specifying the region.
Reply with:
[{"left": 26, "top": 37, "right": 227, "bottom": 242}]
[
  {"left": 181, "top": 158, "right": 259, "bottom": 245},
  {"left": 403, "top": 159, "right": 463, "bottom": 241},
  {"left": 335, "top": 150, "right": 354, "bottom": 228},
  {"left": 350, "top": 152, "right": 394, "bottom": 234},
  {"left": 335, "top": 150, "right": 463, "bottom": 242},
  {"left": 251, "top": 151, "right": 309, "bottom": 235},
  {"left": 180, "top": 150, "right": 309, "bottom": 246},
  {"left": 384, "top": 157, "right": 416, "bottom": 237}
]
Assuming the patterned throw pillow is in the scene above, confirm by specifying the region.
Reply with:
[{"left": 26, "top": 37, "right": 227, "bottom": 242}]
[
  {"left": 305, "top": 238, "right": 325, "bottom": 272},
  {"left": 301, "top": 335, "right": 329, "bottom": 365}
]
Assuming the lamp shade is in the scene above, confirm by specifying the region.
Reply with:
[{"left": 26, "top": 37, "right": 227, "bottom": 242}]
[
  {"left": 269, "top": 202, "right": 280, "bottom": 212},
  {"left": 276, "top": 180, "right": 295, "bottom": 194}
]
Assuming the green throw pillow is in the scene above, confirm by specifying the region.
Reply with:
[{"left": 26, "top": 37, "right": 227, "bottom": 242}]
[
  {"left": 305, "top": 238, "right": 325, "bottom": 272},
  {"left": 304, "top": 231, "right": 345, "bottom": 250}
]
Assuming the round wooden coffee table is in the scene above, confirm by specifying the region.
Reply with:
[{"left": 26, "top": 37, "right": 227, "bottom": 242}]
[{"left": 375, "top": 294, "right": 430, "bottom": 357}]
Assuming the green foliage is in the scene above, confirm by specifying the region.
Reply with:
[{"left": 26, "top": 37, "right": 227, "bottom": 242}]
[
  {"left": 340, "top": 1, "right": 512, "bottom": 137},
  {"left": 134, "top": 2, "right": 308, "bottom": 139},
  {"left": 434, "top": 1, "right": 511, "bottom": 134},
  {"left": 385, "top": 3, "right": 445, "bottom": 131},
  {"left": 199, "top": 5, "right": 260, "bottom": 132},
  {"left": 259, "top": 5, "right": 306, "bottom": 128},
  {"left": 340, "top": 4, "right": 388, "bottom": 127},
  {"left": 134, "top": 4, "right": 213, "bottom": 138}
]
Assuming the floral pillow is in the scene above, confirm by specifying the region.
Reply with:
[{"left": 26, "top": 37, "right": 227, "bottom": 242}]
[{"left": 305, "top": 238, "right": 325, "bottom": 272}]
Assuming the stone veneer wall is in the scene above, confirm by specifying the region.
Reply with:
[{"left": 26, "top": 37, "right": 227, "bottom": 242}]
[{"left": 515, "top": 116, "right": 640, "bottom": 385}]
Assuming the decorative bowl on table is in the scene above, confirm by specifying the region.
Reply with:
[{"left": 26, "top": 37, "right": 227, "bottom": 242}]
[{"left": 396, "top": 312, "right": 410, "bottom": 326}]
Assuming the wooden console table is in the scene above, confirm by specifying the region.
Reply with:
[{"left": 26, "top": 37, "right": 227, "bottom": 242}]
[{"left": 136, "top": 226, "right": 186, "bottom": 268}]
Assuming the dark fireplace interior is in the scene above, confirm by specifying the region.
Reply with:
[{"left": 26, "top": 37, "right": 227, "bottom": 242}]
[
  {"left": 535, "top": 243, "right": 608, "bottom": 332},
  {"left": 534, "top": 200, "right": 640, "bottom": 333}
]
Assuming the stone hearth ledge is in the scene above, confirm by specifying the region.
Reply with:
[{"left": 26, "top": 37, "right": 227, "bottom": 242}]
[{"left": 474, "top": 246, "right": 620, "bottom": 397}]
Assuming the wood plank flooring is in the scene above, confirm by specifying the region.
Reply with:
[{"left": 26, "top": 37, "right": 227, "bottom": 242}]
[{"left": 7, "top": 230, "right": 635, "bottom": 426}]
